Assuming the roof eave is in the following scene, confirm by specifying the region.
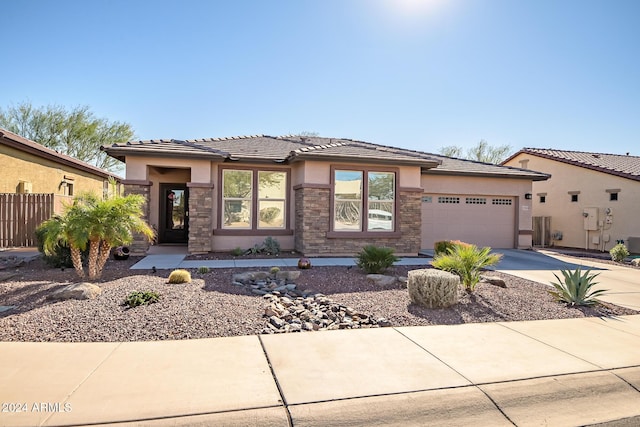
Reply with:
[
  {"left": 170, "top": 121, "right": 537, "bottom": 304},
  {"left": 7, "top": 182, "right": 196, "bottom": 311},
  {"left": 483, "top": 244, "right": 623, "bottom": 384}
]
[
  {"left": 287, "top": 152, "right": 440, "bottom": 168},
  {"left": 423, "top": 169, "right": 551, "bottom": 181},
  {"left": 101, "top": 147, "right": 227, "bottom": 161}
]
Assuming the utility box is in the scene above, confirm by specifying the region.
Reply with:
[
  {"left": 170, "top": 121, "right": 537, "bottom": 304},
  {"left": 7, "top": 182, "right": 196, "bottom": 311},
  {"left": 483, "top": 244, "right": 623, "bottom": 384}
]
[
  {"left": 17, "top": 181, "right": 32, "bottom": 194},
  {"left": 583, "top": 207, "right": 598, "bottom": 231}
]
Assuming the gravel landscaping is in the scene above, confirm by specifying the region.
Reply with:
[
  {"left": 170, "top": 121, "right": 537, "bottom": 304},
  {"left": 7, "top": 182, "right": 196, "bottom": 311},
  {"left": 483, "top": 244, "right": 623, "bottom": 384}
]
[{"left": 0, "top": 255, "right": 636, "bottom": 342}]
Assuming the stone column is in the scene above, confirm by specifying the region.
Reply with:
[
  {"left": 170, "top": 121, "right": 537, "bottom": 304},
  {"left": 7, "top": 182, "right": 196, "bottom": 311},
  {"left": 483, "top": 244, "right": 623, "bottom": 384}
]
[
  {"left": 123, "top": 180, "right": 152, "bottom": 256},
  {"left": 187, "top": 183, "right": 214, "bottom": 253}
]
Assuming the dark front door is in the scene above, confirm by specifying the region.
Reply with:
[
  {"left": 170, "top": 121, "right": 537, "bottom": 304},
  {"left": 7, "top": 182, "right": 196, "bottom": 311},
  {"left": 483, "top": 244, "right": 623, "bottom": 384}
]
[{"left": 159, "top": 184, "right": 189, "bottom": 244}]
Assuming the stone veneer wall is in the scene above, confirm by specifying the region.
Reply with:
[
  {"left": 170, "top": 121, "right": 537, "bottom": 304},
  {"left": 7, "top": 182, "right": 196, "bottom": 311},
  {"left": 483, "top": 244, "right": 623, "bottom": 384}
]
[
  {"left": 124, "top": 182, "right": 151, "bottom": 256},
  {"left": 294, "top": 186, "right": 422, "bottom": 255},
  {"left": 187, "top": 186, "right": 213, "bottom": 253}
]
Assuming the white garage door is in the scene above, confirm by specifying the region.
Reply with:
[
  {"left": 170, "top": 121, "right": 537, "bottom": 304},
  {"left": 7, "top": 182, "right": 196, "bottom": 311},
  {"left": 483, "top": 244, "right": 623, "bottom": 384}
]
[{"left": 421, "top": 195, "right": 515, "bottom": 250}]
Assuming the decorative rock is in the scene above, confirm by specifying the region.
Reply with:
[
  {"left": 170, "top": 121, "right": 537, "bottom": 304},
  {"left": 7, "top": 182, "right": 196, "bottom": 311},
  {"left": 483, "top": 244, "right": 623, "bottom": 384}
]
[
  {"left": 481, "top": 275, "right": 507, "bottom": 288},
  {"left": 48, "top": 283, "right": 101, "bottom": 301},
  {"left": 277, "top": 270, "right": 301, "bottom": 281},
  {"left": 269, "top": 316, "right": 285, "bottom": 328},
  {"left": 632, "top": 258, "right": 640, "bottom": 267},
  {"left": 366, "top": 274, "right": 398, "bottom": 287}
]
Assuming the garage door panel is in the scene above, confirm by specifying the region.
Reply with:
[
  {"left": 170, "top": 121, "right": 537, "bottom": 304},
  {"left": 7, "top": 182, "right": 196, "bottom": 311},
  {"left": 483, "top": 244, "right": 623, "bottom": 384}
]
[{"left": 421, "top": 195, "right": 515, "bottom": 249}]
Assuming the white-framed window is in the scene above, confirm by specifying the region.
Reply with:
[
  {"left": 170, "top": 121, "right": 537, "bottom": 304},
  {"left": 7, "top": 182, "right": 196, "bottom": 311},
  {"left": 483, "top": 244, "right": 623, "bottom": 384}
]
[{"left": 222, "top": 170, "right": 253, "bottom": 229}]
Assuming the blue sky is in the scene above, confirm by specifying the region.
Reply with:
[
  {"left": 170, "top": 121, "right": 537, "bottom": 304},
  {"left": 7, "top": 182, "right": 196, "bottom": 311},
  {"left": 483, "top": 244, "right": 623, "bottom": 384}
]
[{"left": 3, "top": 0, "right": 639, "bottom": 156}]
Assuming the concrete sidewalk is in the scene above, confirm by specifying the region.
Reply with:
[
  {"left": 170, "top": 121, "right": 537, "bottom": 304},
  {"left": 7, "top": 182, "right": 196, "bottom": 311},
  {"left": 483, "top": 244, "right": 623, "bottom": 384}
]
[
  {"left": 130, "top": 255, "right": 431, "bottom": 270},
  {"left": 2, "top": 316, "right": 639, "bottom": 426}
]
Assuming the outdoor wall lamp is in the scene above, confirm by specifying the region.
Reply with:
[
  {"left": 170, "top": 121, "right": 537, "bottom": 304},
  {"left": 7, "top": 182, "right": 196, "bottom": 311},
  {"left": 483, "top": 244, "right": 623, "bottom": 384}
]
[{"left": 524, "top": 193, "right": 532, "bottom": 200}]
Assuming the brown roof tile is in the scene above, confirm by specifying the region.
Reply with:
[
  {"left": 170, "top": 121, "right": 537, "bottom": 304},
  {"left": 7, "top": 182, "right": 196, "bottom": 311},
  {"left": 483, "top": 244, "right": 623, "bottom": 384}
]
[
  {"left": 504, "top": 148, "right": 640, "bottom": 182},
  {"left": 102, "top": 135, "right": 549, "bottom": 180}
]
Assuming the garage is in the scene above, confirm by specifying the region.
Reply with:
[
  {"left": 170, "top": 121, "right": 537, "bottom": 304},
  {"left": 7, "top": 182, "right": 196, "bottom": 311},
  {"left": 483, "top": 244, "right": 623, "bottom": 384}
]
[{"left": 421, "top": 194, "right": 516, "bottom": 250}]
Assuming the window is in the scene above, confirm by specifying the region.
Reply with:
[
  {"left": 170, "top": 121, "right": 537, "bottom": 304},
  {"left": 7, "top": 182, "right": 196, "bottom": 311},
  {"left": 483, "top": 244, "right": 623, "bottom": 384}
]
[
  {"left": 466, "top": 197, "right": 486, "bottom": 204},
  {"left": 333, "top": 169, "right": 395, "bottom": 232},
  {"left": 539, "top": 195, "right": 546, "bottom": 203},
  {"left": 438, "top": 196, "right": 460, "bottom": 204},
  {"left": 571, "top": 194, "right": 578, "bottom": 202},
  {"left": 492, "top": 198, "right": 512, "bottom": 205},
  {"left": 222, "top": 169, "right": 287, "bottom": 230},
  {"left": 610, "top": 192, "right": 618, "bottom": 201}
]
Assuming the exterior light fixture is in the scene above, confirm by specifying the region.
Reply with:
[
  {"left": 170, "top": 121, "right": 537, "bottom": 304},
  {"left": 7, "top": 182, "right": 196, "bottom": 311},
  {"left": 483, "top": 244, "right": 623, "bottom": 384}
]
[{"left": 524, "top": 193, "right": 532, "bottom": 200}]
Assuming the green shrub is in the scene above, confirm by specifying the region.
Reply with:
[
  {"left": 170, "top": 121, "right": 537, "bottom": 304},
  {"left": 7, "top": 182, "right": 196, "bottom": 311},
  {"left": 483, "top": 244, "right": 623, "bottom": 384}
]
[
  {"left": 197, "top": 266, "right": 210, "bottom": 274},
  {"left": 434, "top": 240, "right": 473, "bottom": 257},
  {"left": 124, "top": 291, "right": 160, "bottom": 308},
  {"left": 356, "top": 245, "right": 400, "bottom": 274},
  {"left": 407, "top": 269, "right": 460, "bottom": 308},
  {"left": 230, "top": 247, "right": 244, "bottom": 256},
  {"left": 34, "top": 225, "right": 87, "bottom": 268},
  {"left": 610, "top": 243, "right": 629, "bottom": 263},
  {"left": 549, "top": 268, "right": 607, "bottom": 306},
  {"left": 168, "top": 269, "right": 192, "bottom": 284},
  {"left": 431, "top": 244, "right": 502, "bottom": 292},
  {"left": 262, "top": 236, "right": 281, "bottom": 256}
]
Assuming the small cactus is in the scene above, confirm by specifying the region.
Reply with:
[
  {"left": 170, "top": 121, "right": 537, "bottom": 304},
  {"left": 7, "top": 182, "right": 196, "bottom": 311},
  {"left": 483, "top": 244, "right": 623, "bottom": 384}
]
[
  {"left": 197, "top": 266, "right": 210, "bottom": 274},
  {"left": 168, "top": 269, "right": 192, "bottom": 284},
  {"left": 270, "top": 266, "right": 280, "bottom": 275}
]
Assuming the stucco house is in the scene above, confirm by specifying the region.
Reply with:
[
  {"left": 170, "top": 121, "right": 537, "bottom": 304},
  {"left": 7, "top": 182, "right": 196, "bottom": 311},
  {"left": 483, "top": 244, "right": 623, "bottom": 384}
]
[
  {"left": 102, "top": 135, "right": 548, "bottom": 255},
  {"left": 1, "top": 127, "right": 118, "bottom": 201},
  {"left": 1, "top": 128, "right": 120, "bottom": 247},
  {"left": 503, "top": 148, "right": 640, "bottom": 253}
]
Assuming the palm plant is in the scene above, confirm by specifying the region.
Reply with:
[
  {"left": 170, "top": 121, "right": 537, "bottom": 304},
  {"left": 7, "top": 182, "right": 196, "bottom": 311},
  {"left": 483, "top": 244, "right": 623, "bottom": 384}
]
[
  {"left": 431, "top": 244, "right": 502, "bottom": 292},
  {"left": 549, "top": 268, "right": 607, "bottom": 306},
  {"left": 38, "top": 192, "right": 154, "bottom": 280},
  {"left": 356, "top": 245, "right": 400, "bottom": 274}
]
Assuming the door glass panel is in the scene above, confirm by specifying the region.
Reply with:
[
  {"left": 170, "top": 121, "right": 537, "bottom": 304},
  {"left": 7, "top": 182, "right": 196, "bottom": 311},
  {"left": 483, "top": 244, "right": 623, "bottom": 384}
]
[{"left": 166, "top": 189, "right": 186, "bottom": 230}]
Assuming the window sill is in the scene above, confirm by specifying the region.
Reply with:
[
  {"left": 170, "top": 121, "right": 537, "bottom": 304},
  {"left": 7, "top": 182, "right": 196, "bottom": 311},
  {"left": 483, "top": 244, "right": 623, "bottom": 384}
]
[
  {"left": 214, "top": 229, "right": 294, "bottom": 236},
  {"left": 326, "top": 231, "right": 402, "bottom": 239}
]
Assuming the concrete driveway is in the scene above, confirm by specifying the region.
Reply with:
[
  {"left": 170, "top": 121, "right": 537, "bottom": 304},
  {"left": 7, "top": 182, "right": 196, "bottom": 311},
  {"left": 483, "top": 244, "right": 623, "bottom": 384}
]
[{"left": 493, "top": 249, "right": 640, "bottom": 311}]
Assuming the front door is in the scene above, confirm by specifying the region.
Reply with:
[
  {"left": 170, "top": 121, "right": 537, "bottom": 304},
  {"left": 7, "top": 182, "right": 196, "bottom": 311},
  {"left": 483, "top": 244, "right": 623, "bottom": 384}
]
[{"left": 159, "top": 184, "right": 188, "bottom": 244}]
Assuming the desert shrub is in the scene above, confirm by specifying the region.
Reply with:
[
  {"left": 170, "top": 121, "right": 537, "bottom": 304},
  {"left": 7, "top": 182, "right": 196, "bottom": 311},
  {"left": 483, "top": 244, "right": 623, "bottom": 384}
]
[
  {"left": 34, "top": 225, "right": 88, "bottom": 268},
  {"left": 262, "top": 236, "right": 281, "bottom": 255},
  {"left": 124, "top": 291, "right": 160, "bottom": 308},
  {"left": 434, "top": 240, "right": 473, "bottom": 257},
  {"left": 610, "top": 243, "right": 629, "bottom": 263},
  {"left": 168, "top": 269, "right": 192, "bottom": 284},
  {"left": 356, "top": 245, "right": 400, "bottom": 274},
  {"left": 230, "top": 247, "right": 244, "bottom": 256},
  {"left": 431, "top": 244, "right": 502, "bottom": 292},
  {"left": 197, "top": 266, "right": 210, "bottom": 274},
  {"left": 407, "top": 269, "right": 460, "bottom": 308},
  {"left": 549, "top": 268, "right": 607, "bottom": 306}
]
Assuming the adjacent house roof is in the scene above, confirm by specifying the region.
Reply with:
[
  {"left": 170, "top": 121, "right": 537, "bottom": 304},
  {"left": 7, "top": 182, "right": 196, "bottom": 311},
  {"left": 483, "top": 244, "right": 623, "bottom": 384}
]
[
  {"left": 1, "top": 127, "right": 118, "bottom": 180},
  {"left": 103, "top": 135, "right": 549, "bottom": 180},
  {"left": 504, "top": 148, "right": 640, "bottom": 182}
]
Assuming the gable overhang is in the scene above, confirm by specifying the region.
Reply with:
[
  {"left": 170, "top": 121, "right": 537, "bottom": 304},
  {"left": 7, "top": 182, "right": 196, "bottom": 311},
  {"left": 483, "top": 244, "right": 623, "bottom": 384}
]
[{"left": 2, "top": 129, "right": 118, "bottom": 180}]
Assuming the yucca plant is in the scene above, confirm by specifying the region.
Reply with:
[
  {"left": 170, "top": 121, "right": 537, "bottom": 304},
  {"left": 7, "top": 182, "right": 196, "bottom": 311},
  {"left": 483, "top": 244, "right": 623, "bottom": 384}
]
[
  {"left": 549, "top": 268, "right": 607, "bottom": 306},
  {"left": 431, "top": 244, "right": 502, "bottom": 292},
  {"left": 356, "top": 245, "right": 400, "bottom": 274}
]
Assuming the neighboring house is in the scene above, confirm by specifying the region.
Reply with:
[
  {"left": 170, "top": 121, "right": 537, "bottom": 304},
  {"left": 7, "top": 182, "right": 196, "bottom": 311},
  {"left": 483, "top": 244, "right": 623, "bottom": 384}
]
[
  {"left": 1, "top": 128, "right": 119, "bottom": 202},
  {"left": 0, "top": 128, "right": 120, "bottom": 247},
  {"left": 103, "top": 135, "right": 548, "bottom": 255},
  {"left": 503, "top": 148, "right": 640, "bottom": 253}
]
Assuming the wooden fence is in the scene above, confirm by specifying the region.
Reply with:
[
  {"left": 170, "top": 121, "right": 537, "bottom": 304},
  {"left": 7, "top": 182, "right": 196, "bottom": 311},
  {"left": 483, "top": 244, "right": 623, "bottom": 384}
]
[{"left": 0, "top": 193, "right": 54, "bottom": 248}]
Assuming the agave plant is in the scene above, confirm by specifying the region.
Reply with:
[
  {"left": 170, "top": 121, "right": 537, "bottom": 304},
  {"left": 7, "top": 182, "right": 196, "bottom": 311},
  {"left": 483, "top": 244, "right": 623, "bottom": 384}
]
[
  {"left": 549, "top": 268, "right": 607, "bottom": 306},
  {"left": 356, "top": 245, "right": 400, "bottom": 274}
]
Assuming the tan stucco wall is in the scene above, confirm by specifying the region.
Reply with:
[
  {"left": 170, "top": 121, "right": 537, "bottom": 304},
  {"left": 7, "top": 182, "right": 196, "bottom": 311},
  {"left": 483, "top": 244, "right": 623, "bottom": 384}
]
[
  {"left": 421, "top": 174, "right": 534, "bottom": 248},
  {"left": 295, "top": 161, "right": 422, "bottom": 188},
  {"left": 505, "top": 154, "right": 640, "bottom": 251},
  {"left": 1, "top": 144, "right": 107, "bottom": 195}
]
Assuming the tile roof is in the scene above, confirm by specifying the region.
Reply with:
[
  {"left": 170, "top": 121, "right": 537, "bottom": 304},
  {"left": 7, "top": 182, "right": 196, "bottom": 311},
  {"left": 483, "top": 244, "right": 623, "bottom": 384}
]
[
  {"left": 1, "top": 127, "right": 119, "bottom": 179},
  {"left": 504, "top": 148, "right": 640, "bottom": 182},
  {"left": 102, "top": 135, "right": 549, "bottom": 180}
]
